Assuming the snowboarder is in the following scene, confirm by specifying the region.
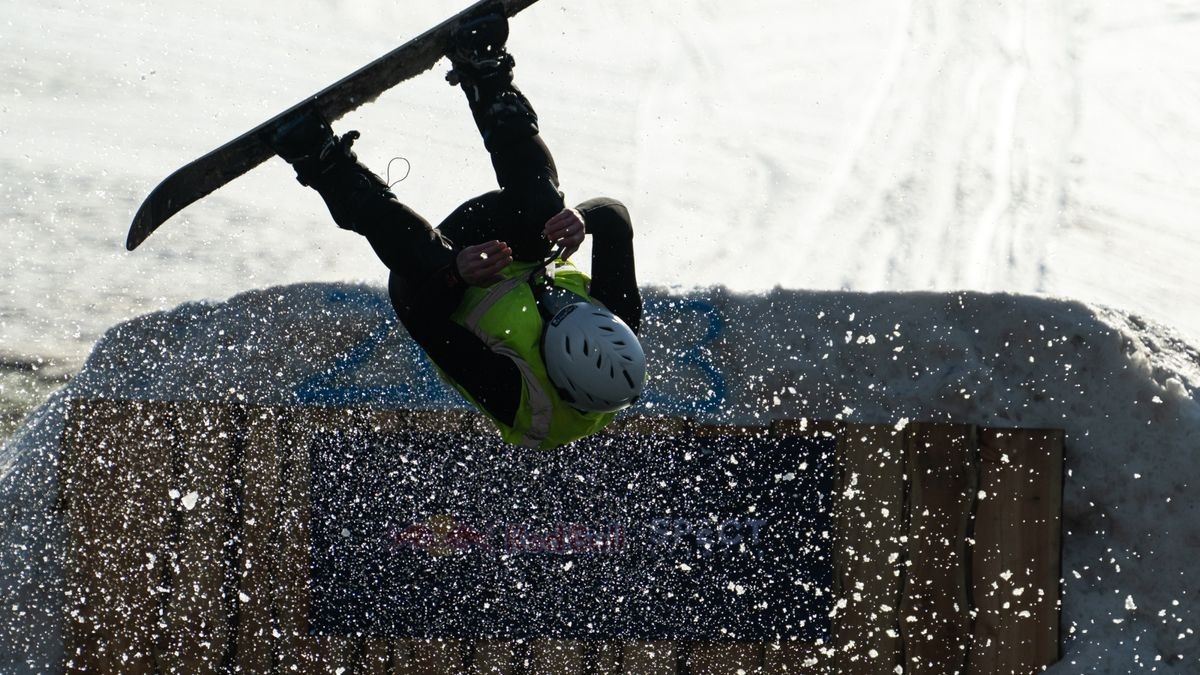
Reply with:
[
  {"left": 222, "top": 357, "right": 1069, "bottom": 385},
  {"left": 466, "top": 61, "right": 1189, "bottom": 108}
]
[{"left": 268, "top": 6, "right": 645, "bottom": 449}]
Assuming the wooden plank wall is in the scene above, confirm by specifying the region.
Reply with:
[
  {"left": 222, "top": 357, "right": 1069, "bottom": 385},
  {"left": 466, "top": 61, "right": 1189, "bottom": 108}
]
[{"left": 57, "top": 400, "right": 1063, "bottom": 674}]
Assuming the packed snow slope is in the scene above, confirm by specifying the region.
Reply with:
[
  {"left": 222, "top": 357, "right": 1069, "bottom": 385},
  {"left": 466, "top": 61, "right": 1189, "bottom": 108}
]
[
  {"left": 2, "top": 284, "right": 1199, "bottom": 673},
  {"left": 2, "top": 0, "right": 1200, "bottom": 370}
]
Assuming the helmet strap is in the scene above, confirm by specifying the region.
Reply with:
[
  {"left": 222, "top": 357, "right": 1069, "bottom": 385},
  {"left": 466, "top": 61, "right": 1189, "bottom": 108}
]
[
  {"left": 533, "top": 286, "right": 587, "bottom": 324},
  {"left": 527, "top": 244, "right": 587, "bottom": 323}
]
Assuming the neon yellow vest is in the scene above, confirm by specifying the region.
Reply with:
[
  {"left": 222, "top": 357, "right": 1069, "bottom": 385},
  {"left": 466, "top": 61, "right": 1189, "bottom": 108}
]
[{"left": 447, "top": 259, "right": 617, "bottom": 449}]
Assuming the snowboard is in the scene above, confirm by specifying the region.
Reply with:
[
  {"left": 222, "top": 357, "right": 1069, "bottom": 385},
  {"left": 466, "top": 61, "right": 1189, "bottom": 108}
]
[{"left": 126, "top": 0, "right": 542, "bottom": 251}]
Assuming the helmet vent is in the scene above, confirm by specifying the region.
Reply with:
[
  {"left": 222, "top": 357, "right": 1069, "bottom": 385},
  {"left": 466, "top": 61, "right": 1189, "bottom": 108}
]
[
  {"left": 583, "top": 340, "right": 590, "bottom": 356},
  {"left": 561, "top": 377, "right": 579, "bottom": 403},
  {"left": 565, "top": 336, "right": 571, "bottom": 355},
  {"left": 623, "top": 371, "right": 636, "bottom": 388}
]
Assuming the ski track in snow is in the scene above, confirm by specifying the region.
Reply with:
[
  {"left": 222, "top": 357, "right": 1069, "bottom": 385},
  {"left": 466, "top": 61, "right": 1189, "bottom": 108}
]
[{"left": 808, "top": 0, "right": 1074, "bottom": 295}]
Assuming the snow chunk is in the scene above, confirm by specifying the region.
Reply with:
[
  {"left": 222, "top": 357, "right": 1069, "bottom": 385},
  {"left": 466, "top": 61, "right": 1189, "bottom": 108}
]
[{"left": 180, "top": 491, "right": 199, "bottom": 511}]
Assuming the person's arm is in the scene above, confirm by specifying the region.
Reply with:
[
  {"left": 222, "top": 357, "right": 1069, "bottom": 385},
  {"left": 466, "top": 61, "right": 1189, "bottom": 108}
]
[{"left": 573, "top": 198, "right": 641, "bottom": 333}]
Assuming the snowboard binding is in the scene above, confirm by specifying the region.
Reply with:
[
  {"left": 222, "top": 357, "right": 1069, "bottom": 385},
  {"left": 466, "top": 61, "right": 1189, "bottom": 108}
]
[
  {"left": 265, "top": 106, "right": 393, "bottom": 233},
  {"left": 445, "top": 3, "right": 514, "bottom": 87},
  {"left": 444, "top": 4, "right": 539, "bottom": 152}
]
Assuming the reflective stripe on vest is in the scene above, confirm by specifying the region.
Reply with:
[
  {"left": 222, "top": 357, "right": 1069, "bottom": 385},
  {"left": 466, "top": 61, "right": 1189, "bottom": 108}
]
[{"left": 459, "top": 275, "right": 554, "bottom": 447}]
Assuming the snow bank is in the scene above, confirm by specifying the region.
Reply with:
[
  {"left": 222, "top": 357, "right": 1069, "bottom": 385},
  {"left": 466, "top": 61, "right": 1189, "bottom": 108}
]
[{"left": 2, "top": 283, "right": 1199, "bottom": 672}]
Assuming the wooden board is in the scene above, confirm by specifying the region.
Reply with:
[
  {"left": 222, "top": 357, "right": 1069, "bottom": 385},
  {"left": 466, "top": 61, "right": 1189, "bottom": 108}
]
[
  {"left": 618, "top": 641, "right": 679, "bottom": 674},
  {"left": 900, "top": 423, "right": 977, "bottom": 674},
  {"left": 233, "top": 407, "right": 284, "bottom": 672},
  {"left": 969, "top": 428, "right": 1064, "bottom": 674},
  {"left": 687, "top": 642, "right": 764, "bottom": 673},
  {"left": 468, "top": 639, "right": 519, "bottom": 673},
  {"left": 761, "top": 640, "right": 824, "bottom": 673},
  {"left": 159, "top": 404, "right": 242, "bottom": 672},
  {"left": 831, "top": 422, "right": 906, "bottom": 674},
  {"left": 60, "top": 399, "right": 181, "bottom": 673},
  {"left": 529, "top": 639, "right": 587, "bottom": 673}
]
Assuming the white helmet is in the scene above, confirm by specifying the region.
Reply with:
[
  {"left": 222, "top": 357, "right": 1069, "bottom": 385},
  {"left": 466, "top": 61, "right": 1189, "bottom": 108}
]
[{"left": 542, "top": 302, "right": 647, "bottom": 413}]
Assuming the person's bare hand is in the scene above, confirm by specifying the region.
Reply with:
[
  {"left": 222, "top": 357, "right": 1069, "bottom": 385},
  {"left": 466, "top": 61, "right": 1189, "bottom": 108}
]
[
  {"left": 456, "top": 240, "right": 513, "bottom": 286},
  {"left": 543, "top": 208, "right": 586, "bottom": 259}
]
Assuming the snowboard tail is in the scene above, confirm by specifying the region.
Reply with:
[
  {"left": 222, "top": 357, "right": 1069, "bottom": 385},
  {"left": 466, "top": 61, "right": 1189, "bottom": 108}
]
[{"left": 126, "top": 0, "right": 541, "bottom": 251}]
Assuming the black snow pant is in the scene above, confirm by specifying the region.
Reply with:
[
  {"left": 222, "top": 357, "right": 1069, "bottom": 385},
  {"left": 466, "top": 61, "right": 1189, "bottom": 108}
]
[{"left": 340, "top": 130, "right": 641, "bottom": 428}]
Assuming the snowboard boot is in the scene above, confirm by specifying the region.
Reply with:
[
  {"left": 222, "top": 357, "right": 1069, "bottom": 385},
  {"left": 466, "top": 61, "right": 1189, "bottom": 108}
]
[
  {"left": 444, "top": 5, "right": 539, "bottom": 152},
  {"left": 267, "top": 107, "right": 394, "bottom": 233}
]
